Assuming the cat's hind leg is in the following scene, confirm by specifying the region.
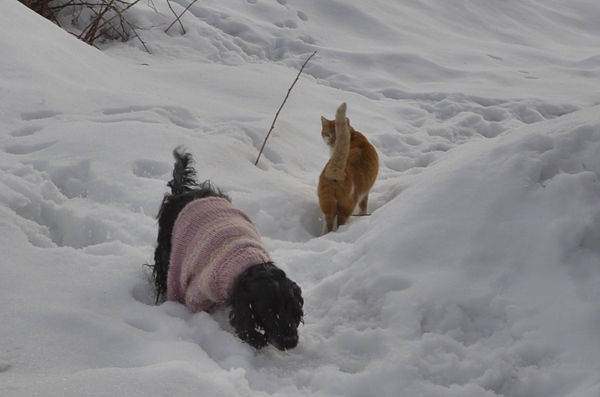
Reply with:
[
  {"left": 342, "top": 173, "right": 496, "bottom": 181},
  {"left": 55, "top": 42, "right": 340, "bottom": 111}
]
[
  {"left": 336, "top": 194, "right": 354, "bottom": 228},
  {"left": 337, "top": 207, "right": 352, "bottom": 229},
  {"left": 319, "top": 194, "right": 338, "bottom": 233},
  {"left": 321, "top": 214, "right": 338, "bottom": 235},
  {"left": 321, "top": 212, "right": 337, "bottom": 234},
  {"left": 358, "top": 193, "right": 369, "bottom": 215}
]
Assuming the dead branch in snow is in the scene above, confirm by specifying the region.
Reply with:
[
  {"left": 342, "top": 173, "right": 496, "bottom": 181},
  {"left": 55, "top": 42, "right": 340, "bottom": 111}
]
[{"left": 255, "top": 51, "right": 317, "bottom": 167}]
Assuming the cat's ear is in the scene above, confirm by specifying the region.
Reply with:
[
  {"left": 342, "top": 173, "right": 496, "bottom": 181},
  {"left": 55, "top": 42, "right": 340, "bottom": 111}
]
[{"left": 321, "top": 116, "right": 328, "bottom": 127}]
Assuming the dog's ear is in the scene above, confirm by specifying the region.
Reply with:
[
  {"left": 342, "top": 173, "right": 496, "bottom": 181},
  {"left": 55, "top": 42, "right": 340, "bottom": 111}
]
[
  {"left": 228, "top": 279, "right": 268, "bottom": 349},
  {"left": 229, "top": 292, "right": 268, "bottom": 349},
  {"left": 292, "top": 281, "right": 303, "bottom": 307},
  {"left": 290, "top": 281, "right": 304, "bottom": 325}
]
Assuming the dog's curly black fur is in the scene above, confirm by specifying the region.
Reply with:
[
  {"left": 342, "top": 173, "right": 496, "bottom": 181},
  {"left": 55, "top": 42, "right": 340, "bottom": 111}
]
[{"left": 150, "top": 147, "right": 304, "bottom": 351}]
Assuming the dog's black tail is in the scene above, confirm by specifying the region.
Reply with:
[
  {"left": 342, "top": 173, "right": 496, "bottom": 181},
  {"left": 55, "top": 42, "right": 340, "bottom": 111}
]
[
  {"left": 150, "top": 147, "right": 199, "bottom": 303},
  {"left": 167, "top": 147, "right": 198, "bottom": 195}
]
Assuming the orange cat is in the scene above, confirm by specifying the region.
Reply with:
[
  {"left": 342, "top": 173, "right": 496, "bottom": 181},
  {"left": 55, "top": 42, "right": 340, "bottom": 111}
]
[{"left": 318, "top": 102, "right": 379, "bottom": 233}]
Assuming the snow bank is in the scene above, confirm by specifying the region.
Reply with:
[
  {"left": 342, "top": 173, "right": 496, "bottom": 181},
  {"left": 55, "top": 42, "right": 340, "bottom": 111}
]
[{"left": 1, "top": 0, "right": 600, "bottom": 396}]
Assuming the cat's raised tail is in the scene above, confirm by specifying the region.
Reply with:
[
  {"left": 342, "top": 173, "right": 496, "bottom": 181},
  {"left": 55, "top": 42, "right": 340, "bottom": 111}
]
[{"left": 324, "top": 102, "right": 350, "bottom": 181}]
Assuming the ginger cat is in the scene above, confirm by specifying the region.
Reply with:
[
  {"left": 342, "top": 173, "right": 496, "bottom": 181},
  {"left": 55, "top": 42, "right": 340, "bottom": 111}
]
[{"left": 318, "top": 102, "right": 379, "bottom": 233}]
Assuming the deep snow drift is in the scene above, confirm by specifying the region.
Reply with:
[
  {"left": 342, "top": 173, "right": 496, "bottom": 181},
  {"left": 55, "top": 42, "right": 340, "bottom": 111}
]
[{"left": 1, "top": 1, "right": 600, "bottom": 396}]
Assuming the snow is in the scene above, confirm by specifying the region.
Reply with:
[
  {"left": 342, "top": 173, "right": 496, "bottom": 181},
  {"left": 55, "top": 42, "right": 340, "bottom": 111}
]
[{"left": 1, "top": 0, "right": 600, "bottom": 396}]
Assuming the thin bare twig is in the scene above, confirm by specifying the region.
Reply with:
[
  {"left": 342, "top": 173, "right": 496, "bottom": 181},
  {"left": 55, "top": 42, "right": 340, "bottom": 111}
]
[
  {"left": 254, "top": 51, "right": 317, "bottom": 166},
  {"left": 79, "top": 0, "right": 116, "bottom": 43},
  {"left": 146, "top": 0, "right": 159, "bottom": 13},
  {"left": 165, "top": 0, "right": 198, "bottom": 34},
  {"left": 129, "top": 23, "right": 151, "bottom": 53},
  {"left": 165, "top": 0, "right": 185, "bottom": 34}
]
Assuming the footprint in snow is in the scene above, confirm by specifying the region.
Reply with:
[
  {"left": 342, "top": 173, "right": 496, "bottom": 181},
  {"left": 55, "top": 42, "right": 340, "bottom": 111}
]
[
  {"left": 520, "top": 70, "right": 539, "bottom": 80},
  {"left": 297, "top": 11, "right": 308, "bottom": 21},
  {"left": 10, "top": 126, "right": 43, "bottom": 137},
  {"left": 132, "top": 159, "right": 172, "bottom": 180},
  {"left": 4, "top": 140, "right": 58, "bottom": 155},
  {"left": 274, "top": 20, "right": 298, "bottom": 29},
  {"left": 20, "top": 110, "right": 62, "bottom": 121},
  {"left": 487, "top": 54, "right": 503, "bottom": 61},
  {"left": 101, "top": 105, "right": 200, "bottom": 129}
]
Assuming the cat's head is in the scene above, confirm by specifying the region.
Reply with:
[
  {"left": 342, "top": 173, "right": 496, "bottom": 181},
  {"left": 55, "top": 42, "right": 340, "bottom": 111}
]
[{"left": 320, "top": 116, "right": 336, "bottom": 147}]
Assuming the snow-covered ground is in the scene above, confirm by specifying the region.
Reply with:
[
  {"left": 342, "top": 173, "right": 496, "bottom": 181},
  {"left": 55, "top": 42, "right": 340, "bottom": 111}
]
[{"left": 1, "top": 1, "right": 600, "bottom": 396}]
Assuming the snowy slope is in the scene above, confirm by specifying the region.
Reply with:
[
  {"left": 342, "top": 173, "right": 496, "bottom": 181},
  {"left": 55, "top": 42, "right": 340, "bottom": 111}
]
[{"left": 1, "top": 1, "right": 600, "bottom": 396}]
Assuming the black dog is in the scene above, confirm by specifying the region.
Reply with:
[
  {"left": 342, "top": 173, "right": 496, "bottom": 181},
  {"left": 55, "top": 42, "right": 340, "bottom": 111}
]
[{"left": 150, "top": 148, "right": 303, "bottom": 350}]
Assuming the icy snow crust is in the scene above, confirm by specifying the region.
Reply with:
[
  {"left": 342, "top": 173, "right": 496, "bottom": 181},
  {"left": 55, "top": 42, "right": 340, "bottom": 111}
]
[{"left": 1, "top": 0, "right": 600, "bottom": 396}]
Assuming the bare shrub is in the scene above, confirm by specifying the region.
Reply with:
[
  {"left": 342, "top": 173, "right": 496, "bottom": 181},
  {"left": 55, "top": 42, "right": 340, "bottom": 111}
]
[{"left": 19, "top": 0, "right": 145, "bottom": 49}]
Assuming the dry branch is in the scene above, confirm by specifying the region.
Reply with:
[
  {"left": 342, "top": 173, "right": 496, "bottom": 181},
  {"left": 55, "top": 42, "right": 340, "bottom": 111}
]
[
  {"left": 20, "top": 0, "right": 146, "bottom": 50},
  {"left": 165, "top": 0, "right": 198, "bottom": 34},
  {"left": 254, "top": 51, "right": 317, "bottom": 167}
]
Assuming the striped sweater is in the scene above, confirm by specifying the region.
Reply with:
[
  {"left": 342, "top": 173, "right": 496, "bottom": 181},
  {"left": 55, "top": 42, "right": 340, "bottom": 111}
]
[{"left": 167, "top": 197, "right": 271, "bottom": 311}]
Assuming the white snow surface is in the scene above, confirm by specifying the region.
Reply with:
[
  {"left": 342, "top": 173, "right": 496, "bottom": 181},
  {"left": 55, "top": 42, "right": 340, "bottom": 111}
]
[{"left": 2, "top": 0, "right": 600, "bottom": 396}]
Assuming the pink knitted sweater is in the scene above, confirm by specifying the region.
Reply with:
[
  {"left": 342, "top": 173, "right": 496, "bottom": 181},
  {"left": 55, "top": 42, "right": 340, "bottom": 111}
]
[{"left": 167, "top": 197, "right": 271, "bottom": 311}]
